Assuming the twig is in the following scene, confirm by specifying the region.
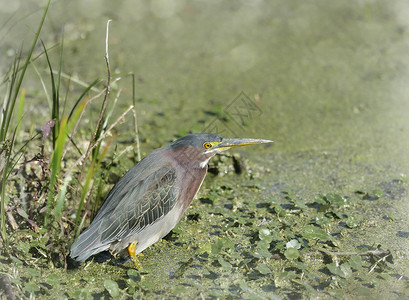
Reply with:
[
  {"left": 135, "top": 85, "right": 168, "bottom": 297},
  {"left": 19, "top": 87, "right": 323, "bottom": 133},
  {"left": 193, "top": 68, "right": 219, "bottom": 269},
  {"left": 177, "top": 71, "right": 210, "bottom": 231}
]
[
  {"left": 368, "top": 253, "right": 391, "bottom": 274},
  {"left": 129, "top": 72, "right": 141, "bottom": 162},
  {"left": 318, "top": 248, "right": 390, "bottom": 257}
]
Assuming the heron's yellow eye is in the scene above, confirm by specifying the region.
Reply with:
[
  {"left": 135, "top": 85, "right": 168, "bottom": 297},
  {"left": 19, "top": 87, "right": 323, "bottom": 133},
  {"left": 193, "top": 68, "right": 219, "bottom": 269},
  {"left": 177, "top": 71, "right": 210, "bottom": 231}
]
[{"left": 203, "top": 142, "right": 213, "bottom": 149}]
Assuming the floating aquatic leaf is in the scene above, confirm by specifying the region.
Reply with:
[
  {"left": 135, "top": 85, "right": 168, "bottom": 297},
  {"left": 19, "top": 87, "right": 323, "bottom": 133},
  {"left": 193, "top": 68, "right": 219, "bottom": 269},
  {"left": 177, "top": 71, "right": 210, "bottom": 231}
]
[
  {"left": 315, "top": 214, "right": 331, "bottom": 226},
  {"left": 327, "top": 263, "right": 345, "bottom": 278},
  {"left": 271, "top": 230, "right": 281, "bottom": 242},
  {"left": 278, "top": 271, "right": 297, "bottom": 281},
  {"left": 340, "top": 263, "right": 352, "bottom": 278},
  {"left": 47, "top": 274, "right": 60, "bottom": 286},
  {"left": 333, "top": 210, "right": 346, "bottom": 219},
  {"left": 198, "top": 242, "right": 212, "bottom": 254},
  {"left": 349, "top": 255, "right": 362, "bottom": 270},
  {"left": 286, "top": 239, "right": 301, "bottom": 249},
  {"left": 9, "top": 256, "right": 23, "bottom": 266},
  {"left": 326, "top": 193, "right": 347, "bottom": 208},
  {"left": 256, "top": 263, "right": 272, "bottom": 274},
  {"left": 327, "top": 263, "right": 352, "bottom": 278},
  {"left": 26, "top": 268, "right": 40, "bottom": 277},
  {"left": 285, "top": 190, "right": 307, "bottom": 210},
  {"left": 284, "top": 248, "right": 299, "bottom": 260},
  {"left": 24, "top": 283, "right": 40, "bottom": 294},
  {"left": 140, "top": 280, "right": 155, "bottom": 291},
  {"left": 211, "top": 238, "right": 235, "bottom": 255},
  {"left": 238, "top": 279, "right": 255, "bottom": 294},
  {"left": 259, "top": 228, "right": 273, "bottom": 243},
  {"left": 218, "top": 257, "right": 232, "bottom": 271},
  {"left": 302, "top": 225, "right": 330, "bottom": 241},
  {"left": 127, "top": 269, "right": 140, "bottom": 282},
  {"left": 104, "top": 279, "right": 120, "bottom": 297},
  {"left": 18, "top": 241, "right": 30, "bottom": 253},
  {"left": 253, "top": 240, "right": 272, "bottom": 258}
]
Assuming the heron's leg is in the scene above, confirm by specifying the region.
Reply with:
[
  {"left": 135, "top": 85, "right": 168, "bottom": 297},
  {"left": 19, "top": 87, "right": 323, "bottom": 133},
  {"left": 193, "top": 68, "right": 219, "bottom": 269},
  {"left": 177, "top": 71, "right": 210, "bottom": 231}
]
[{"left": 128, "top": 241, "right": 143, "bottom": 268}]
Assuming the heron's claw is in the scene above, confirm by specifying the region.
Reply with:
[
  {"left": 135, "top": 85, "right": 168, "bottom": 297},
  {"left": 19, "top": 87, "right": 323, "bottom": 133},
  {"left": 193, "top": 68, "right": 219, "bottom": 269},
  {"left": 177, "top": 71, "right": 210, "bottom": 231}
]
[{"left": 128, "top": 241, "right": 144, "bottom": 268}]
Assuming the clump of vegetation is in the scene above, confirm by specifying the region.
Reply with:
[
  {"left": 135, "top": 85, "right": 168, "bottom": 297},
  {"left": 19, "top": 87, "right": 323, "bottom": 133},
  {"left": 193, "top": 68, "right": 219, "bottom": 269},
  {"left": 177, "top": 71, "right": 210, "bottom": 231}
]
[{"left": 0, "top": 0, "right": 138, "bottom": 275}]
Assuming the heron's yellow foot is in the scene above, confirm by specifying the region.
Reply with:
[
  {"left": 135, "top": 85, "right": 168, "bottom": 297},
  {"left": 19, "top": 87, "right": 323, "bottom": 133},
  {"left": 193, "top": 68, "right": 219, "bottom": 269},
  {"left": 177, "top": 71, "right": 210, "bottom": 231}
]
[{"left": 128, "top": 241, "right": 144, "bottom": 268}]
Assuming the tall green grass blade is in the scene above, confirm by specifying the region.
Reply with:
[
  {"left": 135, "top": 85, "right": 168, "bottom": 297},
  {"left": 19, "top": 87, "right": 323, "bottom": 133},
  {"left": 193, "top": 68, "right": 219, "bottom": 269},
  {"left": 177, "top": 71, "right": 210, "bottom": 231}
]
[
  {"left": 54, "top": 174, "right": 71, "bottom": 224},
  {"left": 15, "top": 88, "right": 25, "bottom": 143},
  {"left": 42, "top": 41, "right": 59, "bottom": 147},
  {"left": 45, "top": 117, "right": 67, "bottom": 226},
  {"left": 45, "top": 100, "right": 86, "bottom": 226}
]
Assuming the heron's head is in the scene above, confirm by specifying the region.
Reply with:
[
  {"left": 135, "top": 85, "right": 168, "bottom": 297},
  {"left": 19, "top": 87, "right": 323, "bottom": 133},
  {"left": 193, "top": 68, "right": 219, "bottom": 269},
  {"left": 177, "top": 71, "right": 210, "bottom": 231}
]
[{"left": 167, "top": 133, "right": 273, "bottom": 168}]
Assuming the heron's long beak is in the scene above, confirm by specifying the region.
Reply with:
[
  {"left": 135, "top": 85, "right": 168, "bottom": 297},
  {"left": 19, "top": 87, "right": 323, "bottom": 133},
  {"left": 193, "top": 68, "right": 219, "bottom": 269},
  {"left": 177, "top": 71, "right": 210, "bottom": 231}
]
[{"left": 215, "top": 138, "right": 273, "bottom": 152}]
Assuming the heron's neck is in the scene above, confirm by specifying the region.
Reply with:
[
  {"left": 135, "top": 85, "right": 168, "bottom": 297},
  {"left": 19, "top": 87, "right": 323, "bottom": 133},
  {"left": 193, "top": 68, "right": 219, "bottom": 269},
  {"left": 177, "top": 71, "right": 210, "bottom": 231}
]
[{"left": 166, "top": 147, "right": 212, "bottom": 170}]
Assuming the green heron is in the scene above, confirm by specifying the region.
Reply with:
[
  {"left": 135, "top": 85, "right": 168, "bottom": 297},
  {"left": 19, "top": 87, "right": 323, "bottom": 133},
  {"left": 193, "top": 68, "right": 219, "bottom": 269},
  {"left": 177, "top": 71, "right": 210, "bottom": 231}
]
[{"left": 70, "top": 133, "right": 272, "bottom": 264}]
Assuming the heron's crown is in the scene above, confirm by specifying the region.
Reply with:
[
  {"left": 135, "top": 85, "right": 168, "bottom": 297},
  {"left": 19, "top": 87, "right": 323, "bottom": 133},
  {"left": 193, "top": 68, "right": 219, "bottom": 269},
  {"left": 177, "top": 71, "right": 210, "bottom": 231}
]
[{"left": 168, "top": 133, "right": 222, "bottom": 150}]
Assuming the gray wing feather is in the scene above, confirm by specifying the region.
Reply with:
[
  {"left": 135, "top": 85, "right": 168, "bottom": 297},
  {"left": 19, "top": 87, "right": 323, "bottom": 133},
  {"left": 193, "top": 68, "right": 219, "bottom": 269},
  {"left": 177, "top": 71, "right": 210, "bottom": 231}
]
[{"left": 70, "top": 163, "right": 178, "bottom": 261}]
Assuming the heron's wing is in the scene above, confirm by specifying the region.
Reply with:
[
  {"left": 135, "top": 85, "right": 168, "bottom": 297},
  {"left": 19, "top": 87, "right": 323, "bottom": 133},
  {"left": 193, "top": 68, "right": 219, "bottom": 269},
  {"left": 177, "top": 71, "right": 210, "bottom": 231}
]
[
  {"left": 70, "top": 164, "right": 178, "bottom": 261},
  {"left": 100, "top": 165, "right": 178, "bottom": 241}
]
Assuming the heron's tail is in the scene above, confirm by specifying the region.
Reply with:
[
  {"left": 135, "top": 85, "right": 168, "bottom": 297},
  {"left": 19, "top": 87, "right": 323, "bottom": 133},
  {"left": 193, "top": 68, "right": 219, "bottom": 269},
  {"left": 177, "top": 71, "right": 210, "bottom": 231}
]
[{"left": 70, "top": 221, "right": 110, "bottom": 262}]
